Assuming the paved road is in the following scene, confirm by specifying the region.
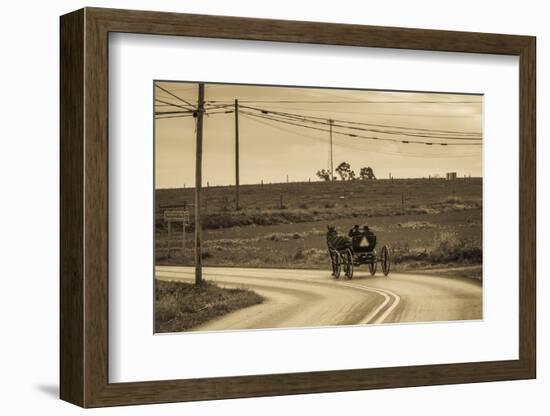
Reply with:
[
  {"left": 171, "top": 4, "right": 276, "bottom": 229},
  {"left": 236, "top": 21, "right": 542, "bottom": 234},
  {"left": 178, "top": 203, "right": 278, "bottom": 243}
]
[{"left": 155, "top": 266, "right": 482, "bottom": 331}]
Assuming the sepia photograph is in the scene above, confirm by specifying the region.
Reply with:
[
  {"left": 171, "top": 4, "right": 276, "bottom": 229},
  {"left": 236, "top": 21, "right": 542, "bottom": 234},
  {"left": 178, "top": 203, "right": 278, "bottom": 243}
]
[{"left": 153, "top": 81, "right": 483, "bottom": 333}]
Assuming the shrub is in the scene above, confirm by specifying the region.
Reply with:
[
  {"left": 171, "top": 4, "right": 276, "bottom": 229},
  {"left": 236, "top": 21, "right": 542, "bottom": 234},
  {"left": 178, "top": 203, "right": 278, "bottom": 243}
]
[
  {"left": 397, "top": 221, "right": 436, "bottom": 230},
  {"left": 155, "top": 294, "right": 179, "bottom": 322},
  {"left": 429, "top": 231, "right": 482, "bottom": 263},
  {"left": 294, "top": 248, "right": 326, "bottom": 261},
  {"left": 445, "top": 195, "right": 463, "bottom": 204},
  {"left": 391, "top": 241, "right": 428, "bottom": 263},
  {"left": 264, "top": 231, "right": 304, "bottom": 242},
  {"left": 390, "top": 232, "right": 482, "bottom": 266}
]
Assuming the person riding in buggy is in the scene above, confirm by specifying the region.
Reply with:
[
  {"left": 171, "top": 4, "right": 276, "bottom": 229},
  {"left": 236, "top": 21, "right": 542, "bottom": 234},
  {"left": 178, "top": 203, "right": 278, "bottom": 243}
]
[{"left": 326, "top": 224, "right": 390, "bottom": 279}]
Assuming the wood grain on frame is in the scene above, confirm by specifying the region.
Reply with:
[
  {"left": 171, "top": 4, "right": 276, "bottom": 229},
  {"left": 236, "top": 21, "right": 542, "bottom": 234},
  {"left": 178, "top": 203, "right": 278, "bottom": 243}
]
[
  {"left": 60, "top": 8, "right": 85, "bottom": 406},
  {"left": 60, "top": 7, "right": 536, "bottom": 407}
]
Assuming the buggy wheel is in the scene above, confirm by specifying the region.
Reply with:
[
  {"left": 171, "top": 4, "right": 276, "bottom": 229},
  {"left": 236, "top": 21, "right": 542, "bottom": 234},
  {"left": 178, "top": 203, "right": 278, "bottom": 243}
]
[
  {"left": 343, "top": 249, "right": 354, "bottom": 279},
  {"left": 330, "top": 249, "right": 342, "bottom": 279},
  {"left": 381, "top": 245, "right": 391, "bottom": 276},
  {"left": 368, "top": 249, "right": 377, "bottom": 275},
  {"left": 368, "top": 260, "right": 377, "bottom": 275}
]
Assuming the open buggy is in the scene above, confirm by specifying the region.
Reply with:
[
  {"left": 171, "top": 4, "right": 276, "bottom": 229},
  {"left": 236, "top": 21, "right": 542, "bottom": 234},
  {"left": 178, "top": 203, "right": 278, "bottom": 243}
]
[{"left": 326, "top": 225, "right": 390, "bottom": 279}]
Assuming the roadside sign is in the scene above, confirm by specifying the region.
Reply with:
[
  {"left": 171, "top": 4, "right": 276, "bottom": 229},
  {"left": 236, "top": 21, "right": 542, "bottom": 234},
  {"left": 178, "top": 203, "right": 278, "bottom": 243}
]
[
  {"left": 163, "top": 209, "right": 190, "bottom": 258},
  {"left": 164, "top": 209, "right": 189, "bottom": 224}
]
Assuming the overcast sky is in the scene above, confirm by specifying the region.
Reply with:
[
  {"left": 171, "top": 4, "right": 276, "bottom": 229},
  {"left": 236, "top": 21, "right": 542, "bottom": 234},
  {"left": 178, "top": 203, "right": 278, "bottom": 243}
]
[{"left": 155, "top": 82, "right": 482, "bottom": 189}]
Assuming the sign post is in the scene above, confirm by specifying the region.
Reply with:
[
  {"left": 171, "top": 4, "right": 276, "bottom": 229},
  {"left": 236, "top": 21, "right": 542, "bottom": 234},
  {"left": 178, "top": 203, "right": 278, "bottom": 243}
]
[{"left": 164, "top": 209, "right": 190, "bottom": 257}]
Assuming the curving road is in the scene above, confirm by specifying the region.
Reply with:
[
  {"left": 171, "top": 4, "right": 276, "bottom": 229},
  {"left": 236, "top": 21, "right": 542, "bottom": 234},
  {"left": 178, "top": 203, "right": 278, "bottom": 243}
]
[{"left": 155, "top": 266, "right": 482, "bottom": 331}]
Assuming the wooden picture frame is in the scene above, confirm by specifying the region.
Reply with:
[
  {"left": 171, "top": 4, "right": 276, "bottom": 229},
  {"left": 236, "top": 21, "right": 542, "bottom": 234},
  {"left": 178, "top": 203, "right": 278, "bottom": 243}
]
[{"left": 60, "top": 7, "right": 536, "bottom": 408}]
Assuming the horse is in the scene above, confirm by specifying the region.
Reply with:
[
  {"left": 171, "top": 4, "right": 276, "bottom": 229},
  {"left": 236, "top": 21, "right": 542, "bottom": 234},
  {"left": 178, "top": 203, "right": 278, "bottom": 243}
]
[{"left": 326, "top": 225, "right": 351, "bottom": 251}]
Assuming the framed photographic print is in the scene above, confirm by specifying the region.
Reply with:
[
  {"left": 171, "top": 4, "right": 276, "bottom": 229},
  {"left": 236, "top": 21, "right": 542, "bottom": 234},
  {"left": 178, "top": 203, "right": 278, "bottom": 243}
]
[{"left": 60, "top": 7, "right": 536, "bottom": 407}]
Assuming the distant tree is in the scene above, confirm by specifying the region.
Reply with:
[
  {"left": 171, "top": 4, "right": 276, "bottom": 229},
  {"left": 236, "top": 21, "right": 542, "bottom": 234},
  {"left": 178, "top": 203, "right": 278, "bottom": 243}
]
[
  {"left": 316, "top": 169, "right": 331, "bottom": 181},
  {"left": 359, "top": 166, "right": 377, "bottom": 180},
  {"left": 336, "top": 162, "right": 355, "bottom": 181},
  {"left": 349, "top": 170, "right": 356, "bottom": 181}
]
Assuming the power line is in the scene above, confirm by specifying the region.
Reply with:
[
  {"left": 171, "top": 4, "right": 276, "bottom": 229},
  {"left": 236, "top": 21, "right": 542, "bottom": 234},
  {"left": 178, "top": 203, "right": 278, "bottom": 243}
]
[
  {"left": 155, "top": 110, "right": 195, "bottom": 116},
  {"left": 160, "top": 85, "right": 196, "bottom": 92},
  {"left": 204, "top": 103, "right": 235, "bottom": 110},
  {"left": 245, "top": 109, "right": 481, "bottom": 141},
  {"left": 155, "top": 108, "right": 233, "bottom": 119},
  {"left": 235, "top": 103, "right": 479, "bottom": 118},
  {"left": 155, "top": 98, "right": 195, "bottom": 112},
  {"left": 155, "top": 84, "right": 196, "bottom": 111},
  {"left": 155, "top": 114, "right": 195, "bottom": 120},
  {"left": 203, "top": 109, "right": 234, "bottom": 115},
  {"left": 207, "top": 99, "right": 481, "bottom": 104},
  {"left": 240, "top": 110, "right": 481, "bottom": 146},
  {"left": 197, "top": 101, "right": 482, "bottom": 138},
  {"left": 240, "top": 113, "right": 479, "bottom": 158},
  {"left": 153, "top": 103, "right": 481, "bottom": 146},
  {"left": 244, "top": 104, "right": 481, "bottom": 134},
  {"left": 240, "top": 105, "right": 481, "bottom": 137},
  {"left": 239, "top": 113, "right": 327, "bottom": 144},
  {"left": 154, "top": 93, "right": 482, "bottom": 146}
]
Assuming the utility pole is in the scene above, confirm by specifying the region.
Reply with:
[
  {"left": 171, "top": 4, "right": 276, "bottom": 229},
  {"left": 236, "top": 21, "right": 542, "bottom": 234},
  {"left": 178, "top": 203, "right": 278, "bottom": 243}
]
[
  {"left": 234, "top": 99, "right": 240, "bottom": 210},
  {"left": 329, "top": 119, "right": 334, "bottom": 181},
  {"left": 194, "top": 83, "right": 205, "bottom": 286}
]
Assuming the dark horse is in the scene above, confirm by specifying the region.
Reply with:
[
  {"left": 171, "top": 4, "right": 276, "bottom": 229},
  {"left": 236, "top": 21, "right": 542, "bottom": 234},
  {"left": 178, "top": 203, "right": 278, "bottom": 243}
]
[
  {"left": 326, "top": 225, "right": 351, "bottom": 251},
  {"left": 326, "top": 225, "right": 352, "bottom": 277}
]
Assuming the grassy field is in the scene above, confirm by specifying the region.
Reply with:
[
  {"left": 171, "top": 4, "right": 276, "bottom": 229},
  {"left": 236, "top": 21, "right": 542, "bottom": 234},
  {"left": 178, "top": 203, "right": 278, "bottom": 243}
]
[
  {"left": 156, "top": 178, "right": 482, "bottom": 276},
  {"left": 155, "top": 280, "right": 263, "bottom": 333}
]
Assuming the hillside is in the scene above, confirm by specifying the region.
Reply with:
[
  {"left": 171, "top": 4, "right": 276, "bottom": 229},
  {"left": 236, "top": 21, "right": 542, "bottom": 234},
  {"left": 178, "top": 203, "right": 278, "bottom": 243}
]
[
  {"left": 156, "top": 178, "right": 482, "bottom": 229},
  {"left": 155, "top": 178, "right": 483, "bottom": 274}
]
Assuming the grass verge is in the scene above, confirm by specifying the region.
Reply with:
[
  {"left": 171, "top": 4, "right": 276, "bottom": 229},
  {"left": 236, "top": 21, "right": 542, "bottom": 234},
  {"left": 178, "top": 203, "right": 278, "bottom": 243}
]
[
  {"left": 155, "top": 280, "right": 263, "bottom": 333},
  {"left": 417, "top": 265, "right": 482, "bottom": 280},
  {"left": 391, "top": 230, "right": 482, "bottom": 265}
]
